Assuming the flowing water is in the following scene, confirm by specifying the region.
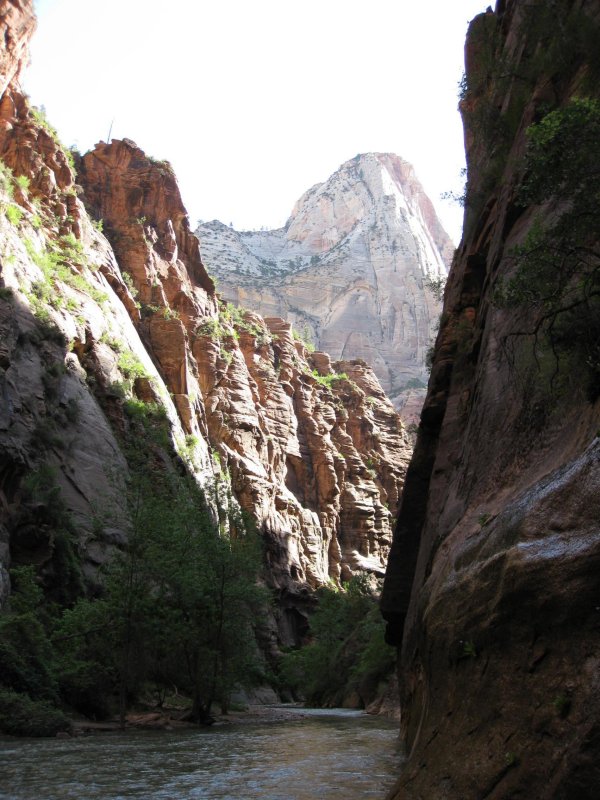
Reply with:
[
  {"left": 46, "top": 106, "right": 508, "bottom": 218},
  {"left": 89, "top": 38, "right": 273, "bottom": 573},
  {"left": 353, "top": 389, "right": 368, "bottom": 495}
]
[{"left": 0, "top": 708, "right": 400, "bottom": 799}]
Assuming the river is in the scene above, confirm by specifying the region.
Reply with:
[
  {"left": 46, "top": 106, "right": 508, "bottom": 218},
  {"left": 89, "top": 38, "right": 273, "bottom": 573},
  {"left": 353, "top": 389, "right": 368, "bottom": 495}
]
[{"left": 0, "top": 708, "right": 400, "bottom": 799}]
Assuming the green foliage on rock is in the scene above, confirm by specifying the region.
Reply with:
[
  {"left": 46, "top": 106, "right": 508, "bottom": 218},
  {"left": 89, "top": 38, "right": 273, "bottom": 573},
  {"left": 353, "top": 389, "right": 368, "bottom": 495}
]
[
  {"left": 117, "top": 350, "right": 148, "bottom": 382},
  {"left": 195, "top": 315, "right": 231, "bottom": 341},
  {"left": 0, "top": 159, "right": 15, "bottom": 198},
  {"left": 5, "top": 203, "right": 23, "bottom": 225},
  {"left": 195, "top": 303, "right": 273, "bottom": 363},
  {"left": 495, "top": 98, "right": 600, "bottom": 399},
  {"left": 460, "top": 3, "right": 600, "bottom": 228},
  {"left": 30, "top": 106, "right": 76, "bottom": 171},
  {"left": 292, "top": 325, "right": 315, "bottom": 352},
  {"left": 311, "top": 369, "right": 348, "bottom": 390},
  {"left": 15, "top": 174, "right": 30, "bottom": 191},
  {"left": 424, "top": 275, "right": 446, "bottom": 302},
  {"left": 18, "top": 468, "right": 84, "bottom": 605},
  {"left": 24, "top": 234, "right": 108, "bottom": 316}
]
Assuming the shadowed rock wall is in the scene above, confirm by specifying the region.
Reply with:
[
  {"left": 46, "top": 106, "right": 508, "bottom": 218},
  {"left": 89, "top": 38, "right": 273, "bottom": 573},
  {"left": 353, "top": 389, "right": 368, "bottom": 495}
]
[{"left": 382, "top": 1, "right": 600, "bottom": 797}]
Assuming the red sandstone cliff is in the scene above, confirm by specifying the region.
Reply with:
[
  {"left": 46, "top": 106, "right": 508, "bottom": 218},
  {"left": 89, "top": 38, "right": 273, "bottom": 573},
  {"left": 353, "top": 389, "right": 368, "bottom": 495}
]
[
  {"left": 77, "top": 139, "right": 411, "bottom": 603},
  {"left": 382, "top": 1, "right": 600, "bottom": 797},
  {"left": 0, "top": 0, "right": 410, "bottom": 642},
  {"left": 0, "top": 0, "right": 34, "bottom": 98}
]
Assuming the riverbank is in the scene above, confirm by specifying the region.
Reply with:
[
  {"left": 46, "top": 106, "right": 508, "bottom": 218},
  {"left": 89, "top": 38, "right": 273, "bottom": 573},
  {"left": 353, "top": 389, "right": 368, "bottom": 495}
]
[
  {"left": 65, "top": 683, "right": 400, "bottom": 736},
  {"left": 69, "top": 703, "right": 318, "bottom": 736}
]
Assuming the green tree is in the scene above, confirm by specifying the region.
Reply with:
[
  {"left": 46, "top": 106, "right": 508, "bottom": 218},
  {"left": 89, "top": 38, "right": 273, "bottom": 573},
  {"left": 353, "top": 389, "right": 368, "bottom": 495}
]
[
  {"left": 279, "top": 576, "right": 394, "bottom": 707},
  {"left": 51, "top": 472, "right": 267, "bottom": 724},
  {"left": 0, "top": 567, "right": 71, "bottom": 736},
  {"left": 0, "top": 566, "right": 57, "bottom": 703},
  {"left": 2, "top": 399, "right": 269, "bottom": 728},
  {"left": 139, "top": 481, "right": 267, "bottom": 720},
  {"left": 52, "top": 596, "right": 116, "bottom": 719}
]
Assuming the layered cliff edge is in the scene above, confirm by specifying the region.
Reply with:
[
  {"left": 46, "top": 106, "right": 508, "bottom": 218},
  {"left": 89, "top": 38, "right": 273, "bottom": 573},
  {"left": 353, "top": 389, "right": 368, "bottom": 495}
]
[
  {"left": 0, "top": 1, "right": 411, "bottom": 646},
  {"left": 382, "top": 1, "right": 600, "bottom": 797},
  {"left": 196, "top": 153, "right": 452, "bottom": 422}
]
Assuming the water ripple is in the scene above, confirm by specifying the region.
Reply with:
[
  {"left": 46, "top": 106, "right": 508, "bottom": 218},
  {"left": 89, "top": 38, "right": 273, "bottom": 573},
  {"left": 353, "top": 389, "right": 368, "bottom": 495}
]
[{"left": 0, "top": 711, "right": 401, "bottom": 800}]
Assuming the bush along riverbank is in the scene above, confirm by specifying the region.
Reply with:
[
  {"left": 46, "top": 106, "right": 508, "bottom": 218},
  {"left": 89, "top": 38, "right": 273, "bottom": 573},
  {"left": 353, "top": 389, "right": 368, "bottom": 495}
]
[
  {"left": 0, "top": 424, "right": 270, "bottom": 736},
  {"left": 0, "top": 391, "right": 395, "bottom": 738},
  {"left": 0, "top": 557, "right": 397, "bottom": 736},
  {"left": 279, "top": 576, "right": 396, "bottom": 711}
]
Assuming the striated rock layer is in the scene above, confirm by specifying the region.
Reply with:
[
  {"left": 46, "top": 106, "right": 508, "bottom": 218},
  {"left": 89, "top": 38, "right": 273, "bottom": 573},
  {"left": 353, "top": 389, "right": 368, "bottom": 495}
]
[
  {"left": 77, "top": 140, "right": 411, "bottom": 607},
  {"left": 197, "top": 153, "right": 452, "bottom": 419},
  {"left": 382, "top": 1, "right": 600, "bottom": 798},
  {"left": 0, "top": 1, "right": 411, "bottom": 641}
]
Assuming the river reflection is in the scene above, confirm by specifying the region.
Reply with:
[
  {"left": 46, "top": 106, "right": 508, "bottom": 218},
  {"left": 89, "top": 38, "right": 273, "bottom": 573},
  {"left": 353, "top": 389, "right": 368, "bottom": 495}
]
[{"left": 0, "top": 708, "right": 400, "bottom": 799}]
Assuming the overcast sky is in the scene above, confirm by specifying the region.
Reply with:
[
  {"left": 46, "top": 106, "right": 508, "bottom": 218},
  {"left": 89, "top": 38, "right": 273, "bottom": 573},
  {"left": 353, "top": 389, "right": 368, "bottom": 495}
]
[{"left": 25, "top": 0, "right": 486, "bottom": 243}]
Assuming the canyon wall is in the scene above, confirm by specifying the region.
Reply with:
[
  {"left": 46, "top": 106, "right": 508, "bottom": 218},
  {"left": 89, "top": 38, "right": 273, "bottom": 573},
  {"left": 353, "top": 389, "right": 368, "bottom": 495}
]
[
  {"left": 197, "top": 153, "right": 452, "bottom": 421},
  {"left": 0, "top": 0, "right": 34, "bottom": 97},
  {"left": 0, "top": 0, "right": 411, "bottom": 643},
  {"left": 382, "top": 0, "right": 600, "bottom": 797}
]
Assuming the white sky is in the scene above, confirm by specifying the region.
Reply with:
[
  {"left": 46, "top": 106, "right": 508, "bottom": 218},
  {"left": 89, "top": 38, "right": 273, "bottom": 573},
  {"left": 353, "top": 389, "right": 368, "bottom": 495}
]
[{"left": 24, "top": 0, "right": 487, "bottom": 243}]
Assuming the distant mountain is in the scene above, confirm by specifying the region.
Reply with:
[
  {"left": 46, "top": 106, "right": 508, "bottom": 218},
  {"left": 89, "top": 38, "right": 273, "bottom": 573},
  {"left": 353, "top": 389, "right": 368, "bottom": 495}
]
[{"left": 196, "top": 153, "right": 453, "bottom": 417}]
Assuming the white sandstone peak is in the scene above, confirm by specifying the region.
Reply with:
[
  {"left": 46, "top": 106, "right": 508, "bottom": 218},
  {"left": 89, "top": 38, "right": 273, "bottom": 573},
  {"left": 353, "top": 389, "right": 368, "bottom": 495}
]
[{"left": 196, "top": 153, "right": 453, "bottom": 420}]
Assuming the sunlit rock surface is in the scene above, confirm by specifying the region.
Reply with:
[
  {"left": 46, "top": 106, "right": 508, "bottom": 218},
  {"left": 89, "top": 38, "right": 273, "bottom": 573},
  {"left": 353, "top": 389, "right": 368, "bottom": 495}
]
[
  {"left": 77, "top": 140, "right": 411, "bottom": 608},
  {"left": 0, "top": 0, "right": 411, "bottom": 642},
  {"left": 197, "top": 153, "right": 452, "bottom": 421},
  {"left": 0, "top": 0, "right": 35, "bottom": 98}
]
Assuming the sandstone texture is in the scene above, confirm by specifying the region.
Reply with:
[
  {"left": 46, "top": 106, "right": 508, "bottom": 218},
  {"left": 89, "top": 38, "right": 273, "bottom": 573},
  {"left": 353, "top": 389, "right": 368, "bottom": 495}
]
[
  {"left": 197, "top": 153, "right": 452, "bottom": 421},
  {"left": 0, "top": 2, "right": 411, "bottom": 644},
  {"left": 382, "top": 1, "right": 600, "bottom": 798},
  {"left": 0, "top": 100, "right": 205, "bottom": 603},
  {"left": 77, "top": 140, "right": 411, "bottom": 611},
  {"left": 0, "top": 0, "right": 34, "bottom": 98}
]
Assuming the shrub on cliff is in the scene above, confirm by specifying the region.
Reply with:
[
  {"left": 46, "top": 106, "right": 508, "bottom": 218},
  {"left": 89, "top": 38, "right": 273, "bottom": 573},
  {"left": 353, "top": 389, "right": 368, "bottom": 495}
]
[{"left": 496, "top": 98, "right": 600, "bottom": 399}]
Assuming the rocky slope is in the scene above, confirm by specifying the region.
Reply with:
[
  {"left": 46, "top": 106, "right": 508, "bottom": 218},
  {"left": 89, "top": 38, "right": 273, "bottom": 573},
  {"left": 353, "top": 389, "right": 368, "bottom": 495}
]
[
  {"left": 0, "top": 1, "right": 411, "bottom": 645},
  {"left": 197, "top": 153, "right": 453, "bottom": 420},
  {"left": 381, "top": 1, "right": 600, "bottom": 797}
]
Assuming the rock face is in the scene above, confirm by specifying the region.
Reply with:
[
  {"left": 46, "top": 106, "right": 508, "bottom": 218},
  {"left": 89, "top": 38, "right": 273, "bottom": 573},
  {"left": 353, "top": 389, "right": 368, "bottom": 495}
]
[
  {"left": 0, "top": 108, "right": 204, "bottom": 604},
  {"left": 381, "top": 1, "right": 600, "bottom": 798},
  {"left": 0, "top": 0, "right": 411, "bottom": 642},
  {"left": 197, "top": 153, "right": 453, "bottom": 418},
  {"left": 76, "top": 140, "right": 411, "bottom": 606},
  {"left": 0, "top": 0, "right": 35, "bottom": 98}
]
